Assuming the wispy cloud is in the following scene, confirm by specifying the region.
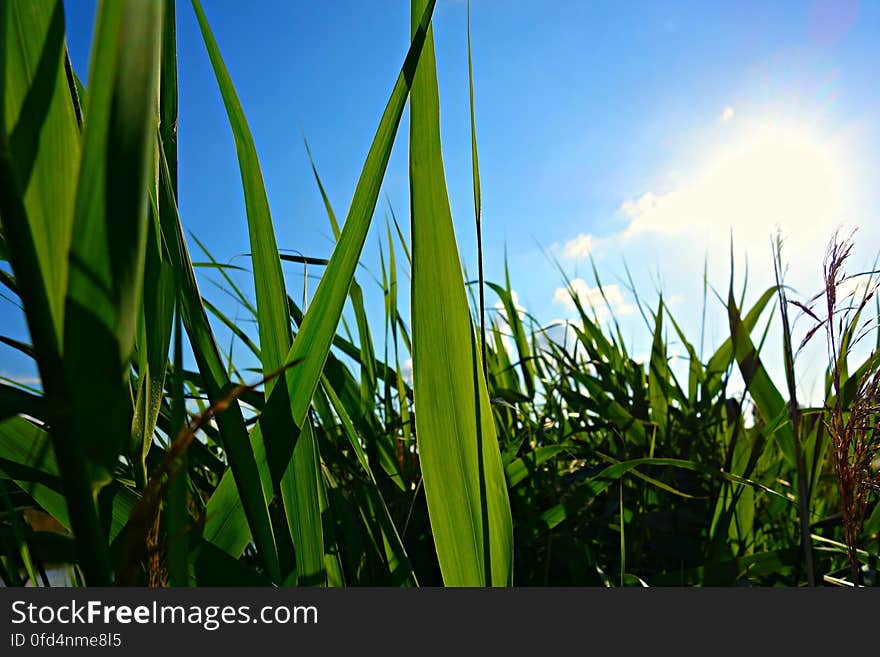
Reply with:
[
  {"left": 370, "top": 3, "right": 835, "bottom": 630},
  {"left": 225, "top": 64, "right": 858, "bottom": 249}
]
[
  {"left": 719, "top": 105, "right": 735, "bottom": 123},
  {"left": 0, "top": 371, "right": 42, "bottom": 387}
]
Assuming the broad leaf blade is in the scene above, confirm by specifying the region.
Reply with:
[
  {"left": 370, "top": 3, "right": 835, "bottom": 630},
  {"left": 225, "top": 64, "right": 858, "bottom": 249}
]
[
  {"left": 409, "top": 0, "right": 513, "bottom": 586},
  {"left": 0, "top": 0, "right": 78, "bottom": 356}
]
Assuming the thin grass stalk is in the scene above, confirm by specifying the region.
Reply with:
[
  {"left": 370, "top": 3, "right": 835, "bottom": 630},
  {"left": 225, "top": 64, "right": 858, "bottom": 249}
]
[
  {"left": 167, "top": 310, "right": 189, "bottom": 587},
  {"left": 467, "top": 0, "right": 487, "bottom": 381},
  {"left": 772, "top": 235, "right": 815, "bottom": 586}
]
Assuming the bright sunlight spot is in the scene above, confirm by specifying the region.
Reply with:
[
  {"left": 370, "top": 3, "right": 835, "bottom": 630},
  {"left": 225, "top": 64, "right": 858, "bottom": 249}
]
[
  {"left": 623, "top": 122, "right": 849, "bottom": 244},
  {"left": 705, "top": 123, "right": 846, "bottom": 237}
]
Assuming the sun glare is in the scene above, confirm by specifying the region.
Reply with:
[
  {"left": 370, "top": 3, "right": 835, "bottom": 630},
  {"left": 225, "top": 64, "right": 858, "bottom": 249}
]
[
  {"left": 622, "top": 121, "right": 850, "bottom": 246},
  {"left": 700, "top": 123, "right": 847, "bottom": 242}
]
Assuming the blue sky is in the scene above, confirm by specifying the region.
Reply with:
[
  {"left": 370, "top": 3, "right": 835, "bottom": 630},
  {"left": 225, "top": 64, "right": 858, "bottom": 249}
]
[{"left": 4, "top": 0, "right": 880, "bottom": 397}]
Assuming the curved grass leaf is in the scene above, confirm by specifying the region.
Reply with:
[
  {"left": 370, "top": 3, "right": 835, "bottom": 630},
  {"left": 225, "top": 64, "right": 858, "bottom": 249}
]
[
  {"left": 263, "top": 0, "right": 438, "bottom": 459},
  {"left": 541, "top": 456, "right": 790, "bottom": 530},
  {"left": 200, "top": 0, "right": 438, "bottom": 569},
  {"left": 192, "top": 0, "right": 325, "bottom": 585},
  {"left": 505, "top": 445, "right": 573, "bottom": 489},
  {"left": 0, "top": 417, "right": 137, "bottom": 544},
  {"left": 727, "top": 289, "right": 796, "bottom": 466},
  {"left": 157, "top": 141, "right": 280, "bottom": 582}
]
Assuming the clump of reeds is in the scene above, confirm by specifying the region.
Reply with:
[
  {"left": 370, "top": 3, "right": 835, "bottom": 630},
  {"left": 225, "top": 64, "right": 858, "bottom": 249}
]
[
  {"left": 831, "top": 361, "right": 880, "bottom": 583},
  {"left": 801, "top": 231, "right": 880, "bottom": 585}
]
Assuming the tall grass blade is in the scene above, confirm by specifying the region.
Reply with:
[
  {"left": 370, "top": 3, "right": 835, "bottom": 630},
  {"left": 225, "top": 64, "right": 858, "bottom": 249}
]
[
  {"left": 192, "top": 0, "right": 326, "bottom": 585},
  {"left": 0, "top": 0, "right": 77, "bottom": 356},
  {"left": 409, "top": 0, "right": 513, "bottom": 586},
  {"left": 129, "top": 0, "right": 179, "bottom": 490}
]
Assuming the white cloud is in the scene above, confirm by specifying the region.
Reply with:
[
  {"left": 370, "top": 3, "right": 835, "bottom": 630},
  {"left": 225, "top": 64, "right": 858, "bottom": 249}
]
[
  {"left": 621, "top": 190, "right": 687, "bottom": 237},
  {"left": 719, "top": 106, "right": 735, "bottom": 123},
  {"left": 560, "top": 233, "right": 597, "bottom": 260},
  {"left": 552, "top": 279, "right": 634, "bottom": 320},
  {"left": 620, "top": 191, "right": 663, "bottom": 224},
  {"left": 401, "top": 358, "right": 413, "bottom": 384}
]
